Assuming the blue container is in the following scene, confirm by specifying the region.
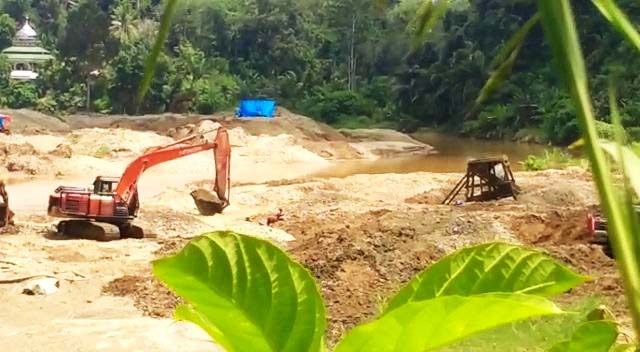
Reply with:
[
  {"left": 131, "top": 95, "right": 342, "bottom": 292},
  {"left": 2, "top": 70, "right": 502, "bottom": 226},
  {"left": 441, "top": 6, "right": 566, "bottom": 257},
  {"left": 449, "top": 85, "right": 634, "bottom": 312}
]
[{"left": 236, "top": 99, "right": 277, "bottom": 119}]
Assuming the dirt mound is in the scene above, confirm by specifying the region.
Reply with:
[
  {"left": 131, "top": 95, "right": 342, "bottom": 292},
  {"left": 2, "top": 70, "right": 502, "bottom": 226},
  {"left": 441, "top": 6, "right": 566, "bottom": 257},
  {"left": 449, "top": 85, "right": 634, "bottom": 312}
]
[
  {"left": 340, "top": 128, "right": 425, "bottom": 143},
  {"left": 66, "top": 108, "right": 346, "bottom": 143},
  {"left": 66, "top": 128, "right": 173, "bottom": 156},
  {"left": 102, "top": 275, "right": 181, "bottom": 318},
  {"left": 0, "top": 142, "right": 51, "bottom": 175},
  {"left": 510, "top": 209, "right": 590, "bottom": 245},
  {"left": 301, "top": 141, "right": 364, "bottom": 160},
  {"left": 0, "top": 134, "right": 66, "bottom": 153},
  {"left": 136, "top": 207, "right": 211, "bottom": 238},
  {"left": 405, "top": 181, "right": 459, "bottom": 205},
  {"left": 272, "top": 200, "right": 515, "bottom": 345},
  {"left": 223, "top": 108, "right": 347, "bottom": 142},
  {"left": 515, "top": 169, "right": 597, "bottom": 207},
  {"left": 0, "top": 109, "right": 69, "bottom": 133},
  {"left": 49, "top": 144, "right": 72, "bottom": 158},
  {"left": 154, "top": 237, "right": 190, "bottom": 256},
  {"left": 518, "top": 184, "right": 595, "bottom": 207},
  {"left": 275, "top": 206, "right": 485, "bottom": 344},
  {"left": 66, "top": 112, "right": 201, "bottom": 132},
  {"left": 166, "top": 120, "right": 222, "bottom": 140}
]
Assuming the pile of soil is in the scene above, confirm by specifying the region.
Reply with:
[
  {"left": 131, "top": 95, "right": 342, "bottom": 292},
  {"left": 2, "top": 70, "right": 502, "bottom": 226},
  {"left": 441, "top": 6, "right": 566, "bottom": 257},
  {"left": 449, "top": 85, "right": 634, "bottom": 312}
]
[
  {"left": 165, "top": 120, "right": 222, "bottom": 141},
  {"left": 270, "top": 201, "right": 515, "bottom": 344},
  {"left": 0, "top": 109, "right": 69, "bottom": 133},
  {"left": 405, "top": 181, "right": 459, "bottom": 205},
  {"left": 340, "top": 129, "right": 426, "bottom": 144},
  {"left": 66, "top": 112, "right": 199, "bottom": 132},
  {"left": 281, "top": 208, "right": 447, "bottom": 343},
  {"left": 136, "top": 207, "right": 211, "bottom": 238},
  {"left": 98, "top": 165, "right": 625, "bottom": 345},
  {"left": 224, "top": 108, "right": 347, "bottom": 142},
  {"left": 48, "top": 144, "right": 72, "bottom": 158},
  {"left": 509, "top": 209, "right": 591, "bottom": 245},
  {"left": 66, "top": 128, "right": 173, "bottom": 156},
  {"left": 102, "top": 275, "right": 182, "bottom": 318},
  {"left": 0, "top": 142, "right": 51, "bottom": 175}
]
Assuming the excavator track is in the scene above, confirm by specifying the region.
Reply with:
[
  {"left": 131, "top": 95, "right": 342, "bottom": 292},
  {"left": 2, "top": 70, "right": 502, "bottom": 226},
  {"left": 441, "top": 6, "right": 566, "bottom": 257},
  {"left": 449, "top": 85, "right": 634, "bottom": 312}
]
[
  {"left": 56, "top": 220, "right": 157, "bottom": 241},
  {"left": 119, "top": 222, "right": 157, "bottom": 239},
  {"left": 57, "top": 220, "right": 121, "bottom": 241}
]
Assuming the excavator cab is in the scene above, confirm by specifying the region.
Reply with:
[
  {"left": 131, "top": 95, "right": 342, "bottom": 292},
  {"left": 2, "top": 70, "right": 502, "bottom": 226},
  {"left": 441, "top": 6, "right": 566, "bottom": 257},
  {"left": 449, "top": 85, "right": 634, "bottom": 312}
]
[{"left": 93, "top": 177, "right": 119, "bottom": 194}]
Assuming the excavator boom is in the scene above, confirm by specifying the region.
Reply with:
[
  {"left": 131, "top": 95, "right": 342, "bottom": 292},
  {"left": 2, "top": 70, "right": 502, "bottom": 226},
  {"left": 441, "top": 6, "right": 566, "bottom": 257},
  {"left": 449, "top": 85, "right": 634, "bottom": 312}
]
[
  {"left": 47, "top": 126, "right": 231, "bottom": 241},
  {"left": 115, "top": 127, "right": 230, "bottom": 208}
]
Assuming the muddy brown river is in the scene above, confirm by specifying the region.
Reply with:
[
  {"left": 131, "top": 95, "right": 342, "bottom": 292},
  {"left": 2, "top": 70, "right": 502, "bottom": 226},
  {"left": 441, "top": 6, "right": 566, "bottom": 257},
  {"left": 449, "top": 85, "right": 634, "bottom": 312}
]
[{"left": 311, "top": 131, "right": 559, "bottom": 178}]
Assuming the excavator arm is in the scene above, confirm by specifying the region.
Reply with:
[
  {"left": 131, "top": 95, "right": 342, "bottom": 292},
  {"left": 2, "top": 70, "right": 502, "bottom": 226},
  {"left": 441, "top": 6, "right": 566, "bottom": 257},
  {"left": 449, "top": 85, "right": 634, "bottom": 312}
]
[{"left": 114, "top": 127, "right": 230, "bottom": 209}]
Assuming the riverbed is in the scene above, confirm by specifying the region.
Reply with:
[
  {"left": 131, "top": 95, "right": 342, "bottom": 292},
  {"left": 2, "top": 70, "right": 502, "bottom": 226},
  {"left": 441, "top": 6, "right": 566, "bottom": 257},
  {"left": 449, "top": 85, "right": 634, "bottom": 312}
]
[{"left": 310, "top": 131, "right": 557, "bottom": 178}]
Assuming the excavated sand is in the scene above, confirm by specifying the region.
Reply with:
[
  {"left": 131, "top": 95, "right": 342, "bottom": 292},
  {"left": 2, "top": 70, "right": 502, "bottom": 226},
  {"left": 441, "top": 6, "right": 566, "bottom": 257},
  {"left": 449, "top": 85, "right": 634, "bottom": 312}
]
[
  {"left": 0, "top": 111, "right": 630, "bottom": 350},
  {"left": 66, "top": 128, "right": 174, "bottom": 156}
]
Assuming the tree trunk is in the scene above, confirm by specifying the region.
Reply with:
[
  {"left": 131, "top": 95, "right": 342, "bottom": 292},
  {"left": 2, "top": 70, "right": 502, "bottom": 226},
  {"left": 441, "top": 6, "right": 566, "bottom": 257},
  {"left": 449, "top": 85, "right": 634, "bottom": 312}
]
[{"left": 348, "top": 14, "right": 357, "bottom": 91}]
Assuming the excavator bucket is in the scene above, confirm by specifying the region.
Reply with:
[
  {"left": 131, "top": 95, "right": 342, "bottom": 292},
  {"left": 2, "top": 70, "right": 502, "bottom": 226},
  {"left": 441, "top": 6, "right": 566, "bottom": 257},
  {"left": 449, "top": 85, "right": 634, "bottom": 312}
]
[
  {"left": 192, "top": 127, "right": 231, "bottom": 216},
  {"left": 191, "top": 189, "right": 226, "bottom": 215}
]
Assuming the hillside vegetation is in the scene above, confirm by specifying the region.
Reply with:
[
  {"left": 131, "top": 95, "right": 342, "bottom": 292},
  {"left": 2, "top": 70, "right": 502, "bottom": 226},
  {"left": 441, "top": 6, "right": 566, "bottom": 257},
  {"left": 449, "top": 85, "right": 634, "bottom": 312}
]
[{"left": 1, "top": 0, "right": 640, "bottom": 144}]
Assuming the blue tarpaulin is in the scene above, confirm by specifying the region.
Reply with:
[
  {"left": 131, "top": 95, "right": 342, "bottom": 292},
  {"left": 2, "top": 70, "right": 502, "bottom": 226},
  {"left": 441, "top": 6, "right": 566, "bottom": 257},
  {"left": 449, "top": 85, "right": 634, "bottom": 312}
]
[{"left": 236, "top": 99, "right": 277, "bottom": 119}]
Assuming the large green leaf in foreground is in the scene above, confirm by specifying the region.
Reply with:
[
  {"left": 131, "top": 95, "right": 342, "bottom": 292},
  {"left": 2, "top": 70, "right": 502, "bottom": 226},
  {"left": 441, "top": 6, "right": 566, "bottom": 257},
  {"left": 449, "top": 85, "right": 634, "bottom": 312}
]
[
  {"left": 600, "top": 141, "right": 640, "bottom": 199},
  {"left": 548, "top": 320, "right": 618, "bottom": 352},
  {"left": 383, "top": 243, "right": 588, "bottom": 314},
  {"left": 152, "top": 231, "right": 326, "bottom": 352},
  {"left": 335, "top": 293, "right": 564, "bottom": 352}
]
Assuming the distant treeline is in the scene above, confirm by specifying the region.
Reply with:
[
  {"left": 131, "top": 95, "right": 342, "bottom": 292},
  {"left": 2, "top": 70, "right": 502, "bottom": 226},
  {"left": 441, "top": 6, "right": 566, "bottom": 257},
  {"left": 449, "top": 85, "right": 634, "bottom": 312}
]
[{"left": 0, "top": 0, "right": 639, "bottom": 144}]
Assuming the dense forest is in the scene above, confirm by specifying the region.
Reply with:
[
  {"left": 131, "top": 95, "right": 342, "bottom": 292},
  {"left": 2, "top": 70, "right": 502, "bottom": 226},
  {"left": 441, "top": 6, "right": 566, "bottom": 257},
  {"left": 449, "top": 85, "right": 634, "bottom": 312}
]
[{"left": 0, "top": 0, "right": 640, "bottom": 144}]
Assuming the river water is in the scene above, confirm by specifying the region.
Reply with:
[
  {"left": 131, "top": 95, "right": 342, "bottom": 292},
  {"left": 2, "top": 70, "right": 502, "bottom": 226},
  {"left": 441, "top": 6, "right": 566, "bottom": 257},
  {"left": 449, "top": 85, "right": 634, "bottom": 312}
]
[{"left": 310, "top": 131, "right": 557, "bottom": 178}]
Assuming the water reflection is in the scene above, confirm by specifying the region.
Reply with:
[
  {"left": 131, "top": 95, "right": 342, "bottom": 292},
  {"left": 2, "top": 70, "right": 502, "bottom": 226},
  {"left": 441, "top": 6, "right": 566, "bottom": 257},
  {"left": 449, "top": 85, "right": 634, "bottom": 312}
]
[{"left": 310, "top": 131, "right": 560, "bottom": 178}]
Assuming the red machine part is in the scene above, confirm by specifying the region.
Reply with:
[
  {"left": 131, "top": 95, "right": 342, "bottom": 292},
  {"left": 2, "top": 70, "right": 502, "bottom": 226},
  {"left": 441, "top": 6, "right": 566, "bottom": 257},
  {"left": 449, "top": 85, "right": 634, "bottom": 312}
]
[
  {"left": 586, "top": 212, "right": 596, "bottom": 236},
  {"left": 48, "top": 127, "right": 231, "bottom": 222},
  {"left": 115, "top": 128, "right": 230, "bottom": 208}
]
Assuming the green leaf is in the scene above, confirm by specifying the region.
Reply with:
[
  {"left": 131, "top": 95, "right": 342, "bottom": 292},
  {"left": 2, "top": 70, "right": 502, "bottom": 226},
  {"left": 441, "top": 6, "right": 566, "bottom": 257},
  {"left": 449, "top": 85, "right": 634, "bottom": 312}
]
[
  {"left": 137, "top": 0, "right": 179, "bottom": 110},
  {"left": 489, "top": 13, "right": 541, "bottom": 70},
  {"left": 152, "top": 231, "right": 326, "bottom": 352},
  {"left": 538, "top": 0, "right": 640, "bottom": 335},
  {"left": 410, "top": 0, "right": 450, "bottom": 51},
  {"left": 383, "top": 242, "right": 587, "bottom": 314},
  {"left": 592, "top": 0, "right": 640, "bottom": 52},
  {"left": 548, "top": 321, "right": 618, "bottom": 352},
  {"left": 467, "top": 42, "right": 523, "bottom": 118},
  {"left": 466, "top": 13, "right": 540, "bottom": 118},
  {"left": 611, "top": 344, "right": 639, "bottom": 352},
  {"left": 600, "top": 142, "right": 640, "bottom": 200},
  {"left": 334, "top": 293, "right": 564, "bottom": 352}
]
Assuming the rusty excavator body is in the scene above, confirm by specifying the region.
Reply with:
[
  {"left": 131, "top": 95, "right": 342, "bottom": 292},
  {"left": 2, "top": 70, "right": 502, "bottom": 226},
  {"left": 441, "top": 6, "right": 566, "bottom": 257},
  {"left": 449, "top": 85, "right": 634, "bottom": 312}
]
[{"left": 47, "top": 127, "right": 231, "bottom": 241}]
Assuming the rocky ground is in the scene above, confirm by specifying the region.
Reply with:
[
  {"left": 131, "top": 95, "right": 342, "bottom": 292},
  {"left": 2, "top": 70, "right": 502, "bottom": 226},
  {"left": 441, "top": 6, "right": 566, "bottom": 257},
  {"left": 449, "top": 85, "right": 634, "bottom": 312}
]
[{"left": 0, "top": 108, "right": 627, "bottom": 351}]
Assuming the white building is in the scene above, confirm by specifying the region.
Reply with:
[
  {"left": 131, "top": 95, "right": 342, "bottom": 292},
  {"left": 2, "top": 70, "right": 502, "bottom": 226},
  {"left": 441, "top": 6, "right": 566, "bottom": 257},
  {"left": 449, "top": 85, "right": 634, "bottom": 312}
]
[{"left": 1, "top": 17, "right": 54, "bottom": 80}]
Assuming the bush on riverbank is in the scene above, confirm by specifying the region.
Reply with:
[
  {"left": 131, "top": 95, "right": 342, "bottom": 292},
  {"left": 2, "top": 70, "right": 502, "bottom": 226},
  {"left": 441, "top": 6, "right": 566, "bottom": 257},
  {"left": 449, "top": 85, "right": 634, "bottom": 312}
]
[{"left": 522, "top": 149, "right": 586, "bottom": 171}]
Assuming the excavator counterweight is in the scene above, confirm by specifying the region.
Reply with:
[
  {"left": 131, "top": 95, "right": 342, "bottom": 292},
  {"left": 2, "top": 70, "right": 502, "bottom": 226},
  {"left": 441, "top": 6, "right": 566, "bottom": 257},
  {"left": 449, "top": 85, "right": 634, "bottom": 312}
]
[{"left": 47, "top": 127, "right": 231, "bottom": 240}]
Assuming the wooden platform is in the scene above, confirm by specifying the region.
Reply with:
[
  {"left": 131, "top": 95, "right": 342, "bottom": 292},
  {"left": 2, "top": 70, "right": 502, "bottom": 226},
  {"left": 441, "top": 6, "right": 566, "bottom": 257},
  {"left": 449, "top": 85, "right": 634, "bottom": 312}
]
[{"left": 443, "top": 156, "right": 520, "bottom": 205}]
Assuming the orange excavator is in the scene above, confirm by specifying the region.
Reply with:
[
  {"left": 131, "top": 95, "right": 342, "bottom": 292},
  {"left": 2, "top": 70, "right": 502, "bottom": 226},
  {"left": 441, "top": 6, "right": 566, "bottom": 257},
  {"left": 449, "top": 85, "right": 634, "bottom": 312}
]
[{"left": 47, "top": 127, "right": 231, "bottom": 241}]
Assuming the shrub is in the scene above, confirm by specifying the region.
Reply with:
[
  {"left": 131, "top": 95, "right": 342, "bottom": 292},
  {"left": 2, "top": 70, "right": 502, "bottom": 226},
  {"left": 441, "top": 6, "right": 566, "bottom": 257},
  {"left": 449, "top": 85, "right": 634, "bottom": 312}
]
[
  {"left": 463, "top": 104, "right": 516, "bottom": 139},
  {"left": 93, "top": 145, "right": 111, "bottom": 158},
  {"left": 4, "top": 81, "right": 38, "bottom": 108},
  {"left": 304, "top": 89, "right": 374, "bottom": 124},
  {"left": 536, "top": 90, "right": 580, "bottom": 145},
  {"left": 36, "top": 94, "right": 57, "bottom": 114},
  {"left": 522, "top": 149, "right": 581, "bottom": 171},
  {"left": 193, "top": 74, "right": 239, "bottom": 114}
]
